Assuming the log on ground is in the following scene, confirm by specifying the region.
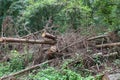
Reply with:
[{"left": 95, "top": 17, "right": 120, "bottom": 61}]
[
  {"left": 0, "top": 37, "right": 56, "bottom": 45},
  {"left": 96, "top": 42, "right": 120, "bottom": 48},
  {"left": 87, "top": 34, "right": 107, "bottom": 41}
]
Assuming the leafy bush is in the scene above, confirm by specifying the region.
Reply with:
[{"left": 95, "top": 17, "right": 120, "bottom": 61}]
[
  {"left": 92, "top": 0, "right": 120, "bottom": 30},
  {"left": 1, "top": 0, "right": 120, "bottom": 35},
  {"left": 19, "top": 0, "right": 64, "bottom": 32},
  {"left": 20, "top": 0, "right": 92, "bottom": 32},
  {"left": 0, "top": 50, "right": 25, "bottom": 76},
  {"left": 29, "top": 67, "right": 95, "bottom": 80},
  {"left": 0, "top": 63, "right": 10, "bottom": 77},
  {"left": 9, "top": 57, "right": 24, "bottom": 72}
]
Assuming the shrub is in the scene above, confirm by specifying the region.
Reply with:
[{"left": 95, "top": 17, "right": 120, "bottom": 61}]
[{"left": 28, "top": 67, "right": 95, "bottom": 80}]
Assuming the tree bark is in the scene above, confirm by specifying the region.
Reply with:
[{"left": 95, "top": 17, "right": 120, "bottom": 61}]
[
  {"left": 0, "top": 37, "right": 56, "bottom": 45},
  {"left": 87, "top": 34, "right": 107, "bottom": 41},
  {"left": 96, "top": 42, "right": 120, "bottom": 48}
]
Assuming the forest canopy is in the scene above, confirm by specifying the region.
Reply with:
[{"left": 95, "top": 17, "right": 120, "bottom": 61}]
[{"left": 0, "top": 0, "right": 120, "bottom": 35}]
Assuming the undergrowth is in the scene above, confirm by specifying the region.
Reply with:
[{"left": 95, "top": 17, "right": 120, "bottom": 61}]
[
  {"left": 0, "top": 53, "right": 102, "bottom": 80},
  {"left": 19, "top": 59, "right": 101, "bottom": 80},
  {"left": 23, "top": 67, "right": 96, "bottom": 80},
  {"left": 0, "top": 50, "right": 32, "bottom": 77},
  {"left": 0, "top": 51, "right": 120, "bottom": 80}
]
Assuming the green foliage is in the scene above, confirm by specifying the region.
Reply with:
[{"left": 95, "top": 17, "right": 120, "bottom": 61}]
[
  {"left": 28, "top": 67, "right": 95, "bottom": 80},
  {"left": 56, "top": 0, "right": 91, "bottom": 30},
  {"left": 114, "top": 59, "right": 120, "bottom": 66},
  {"left": 0, "top": 50, "right": 25, "bottom": 77},
  {"left": 0, "top": 63, "right": 10, "bottom": 77},
  {"left": 25, "top": 59, "right": 97, "bottom": 80},
  {"left": 93, "top": 0, "right": 120, "bottom": 30},
  {"left": 0, "top": 0, "right": 14, "bottom": 30},
  {"left": 20, "top": 0, "right": 64, "bottom": 32},
  {"left": 18, "top": 0, "right": 93, "bottom": 33},
  {"left": 9, "top": 56, "right": 24, "bottom": 72},
  {"left": 0, "top": 0, "right": 120, "bottom": 34}
]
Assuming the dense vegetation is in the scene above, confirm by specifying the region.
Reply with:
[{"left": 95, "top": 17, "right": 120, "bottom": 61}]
[
  {"left": 0, "top": 0, "right": 120, "bottom": 34},
  {"left": 0, "top": 0, "right": 120, "bottom": 80}
]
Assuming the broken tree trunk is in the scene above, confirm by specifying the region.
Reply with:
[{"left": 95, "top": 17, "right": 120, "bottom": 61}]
[
  {"left": 42, "top": 32, "right": 57, "bottom": 40},
  {"left": 0, "top": 37, "right": 56, "bottom": 45},
  {"left": 0, "top": 60, "right": 52, "bottom": 80},
  {"left": 96, "top": 42, "right": 120, "bottom": 48}
]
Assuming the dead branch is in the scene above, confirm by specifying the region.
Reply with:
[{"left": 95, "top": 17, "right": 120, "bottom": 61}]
[
  {"left": 0, "top": 60, "right": 52, "bottom": 80},
  {"left": 42, "top": 32, "right": 57, "bottom": 40},
  {"left": 21, "top": 30, "right": 42, "bottom": 39},
  {"left": 96, "top": 42, "right": 120, "bottom": 48},
  {"left": 21, "top": 16, "right": 55, "bottom": 39},
  {"left": 0, "top": 37, "right": 56, "bottom": 45},
  {"left": 58, "top": 37, "right": 86, "bottom": 52},
  {"left": 87, "top": 34, "right": 107, "bottom": 41},
  {"left": 92, "top": 52, "right": 118, "bottom": 58}
]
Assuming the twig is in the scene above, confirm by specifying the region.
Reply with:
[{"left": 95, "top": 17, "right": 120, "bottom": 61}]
[
  {"left": 21, "top": 16, "right": 56, "bottom": 39},
  {"left": 59, "top": 37, "right": 86, "bottom": 52},
  {"left": 21, "top": 30, "right": 42, "bottom": 39}
]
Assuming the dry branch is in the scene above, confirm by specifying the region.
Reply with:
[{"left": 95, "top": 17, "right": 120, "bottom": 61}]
[
  {"left": 58, "top": 38, "right": 86, "bottom": 52},
  {"left": 96, "top": 42, "right": 120, "bottom": 48},
  {"left": 87, "top": 34, "right": 107, "bottom": 41},
  {"left": 0, "top": 60, "right": 52, "bottom": 80},
  {"left": 42, "top": 32, "right": 57, "bottom": 40},
  {"left": 0, "top": 37, "right": 56, "bottom": 45},
  {"left": 21, "top": 30, "right": 41, "bottom": 39},
  {"left": 92, "top": 52, "right": 118, "bottom": 58}
]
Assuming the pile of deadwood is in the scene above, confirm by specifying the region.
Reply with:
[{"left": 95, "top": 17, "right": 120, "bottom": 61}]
[{"left": 0, "top": 30, "right": 120, "bottom": 80}]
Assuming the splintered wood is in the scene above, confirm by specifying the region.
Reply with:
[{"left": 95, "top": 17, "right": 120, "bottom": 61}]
[
  {"left": 0, "top": 37, "right": 56, "bottom": 45},
  {"left": 42, "top": 32, "right": 57, "bottom": 40}
]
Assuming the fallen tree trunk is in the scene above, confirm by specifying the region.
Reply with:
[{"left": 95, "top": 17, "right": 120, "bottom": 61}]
[
  {"left": 96, "top": 42, "right": 120, "bottom": 48},
  {"left": 0, "top": 60, "right": 52, "bottom": 80},
  {"left": 0, "top": 37, "right": 56, "bottom": 45}
]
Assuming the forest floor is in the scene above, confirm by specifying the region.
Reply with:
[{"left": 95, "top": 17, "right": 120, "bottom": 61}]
[{"left": 0, "top": 26, "right": 120, "bottom": 80}]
